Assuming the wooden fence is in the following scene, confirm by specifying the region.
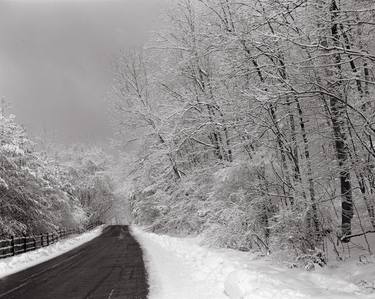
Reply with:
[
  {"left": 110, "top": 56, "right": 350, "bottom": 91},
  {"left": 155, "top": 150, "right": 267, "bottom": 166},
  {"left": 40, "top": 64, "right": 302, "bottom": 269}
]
[{"left": 0, "top": 222, "right": 102, "bottom": 259}]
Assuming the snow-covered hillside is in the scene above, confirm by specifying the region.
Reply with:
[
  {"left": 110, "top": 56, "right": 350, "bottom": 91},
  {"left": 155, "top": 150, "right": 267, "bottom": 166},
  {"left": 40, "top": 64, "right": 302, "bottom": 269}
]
[{"left": 132, "top": 227, "right": 375, "bottom": 299}]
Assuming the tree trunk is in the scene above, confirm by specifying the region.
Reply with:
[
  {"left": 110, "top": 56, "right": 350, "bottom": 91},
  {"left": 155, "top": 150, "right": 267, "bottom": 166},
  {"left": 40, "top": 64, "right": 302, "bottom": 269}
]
[{"left": 329, "top": 0, "right": 353, "bottom": 241}]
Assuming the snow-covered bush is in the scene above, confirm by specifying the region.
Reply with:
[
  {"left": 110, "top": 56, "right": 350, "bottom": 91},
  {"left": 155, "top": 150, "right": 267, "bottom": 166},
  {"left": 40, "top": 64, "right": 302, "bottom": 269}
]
[
  {"left": 129, "top": 162, "right": 273, "bottom": 252},
  {"left": 131, "top": 173, "right": 209, "bottom": 235},
  {"left": 200, "top": 163, "right": 271, "bottom": 252},
  {"left": 131, "top": 189, "right": 164, "bottom": 226},
  {"left": 269, "top": 204, "right": 312, "bottom": 253}
]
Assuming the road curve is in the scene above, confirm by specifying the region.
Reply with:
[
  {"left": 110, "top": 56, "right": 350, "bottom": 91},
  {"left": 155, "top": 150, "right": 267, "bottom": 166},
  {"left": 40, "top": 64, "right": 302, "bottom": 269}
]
[{"left": 0, "top": 225, "right": 148, "bottom": 299}]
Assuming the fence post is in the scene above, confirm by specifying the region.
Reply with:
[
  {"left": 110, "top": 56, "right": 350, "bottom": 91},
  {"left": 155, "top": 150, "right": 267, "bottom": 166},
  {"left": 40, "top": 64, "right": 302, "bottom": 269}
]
[
  {"left": 24, "top": 236, "right": 27, "bottom": 252},
  {"left": 11, "top": 236, "right": 15, "bottom": 256},
  {"left": 33, "top": 237, "right": 36, "bottom": 250},
  {"left": 47, "top": 233, "right": 49, "bottom": 246}
]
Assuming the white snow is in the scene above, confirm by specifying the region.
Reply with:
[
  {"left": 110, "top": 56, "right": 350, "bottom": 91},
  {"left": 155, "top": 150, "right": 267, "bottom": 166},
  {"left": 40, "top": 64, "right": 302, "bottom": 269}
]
[
  {"left": 132, "top": 226, "right": 226, "bottom": 299},
  {"left": 1, "top": 144, "right": 24, "bottom": 155},
  {"left": 0, "top": 225, "right": 104, "bottom": 279},
  {"left": 0, "top": 176, "right": 8, "bottom": 189},
  {"left": 131, "top": 226, "right": 375, "bottom": 299}
]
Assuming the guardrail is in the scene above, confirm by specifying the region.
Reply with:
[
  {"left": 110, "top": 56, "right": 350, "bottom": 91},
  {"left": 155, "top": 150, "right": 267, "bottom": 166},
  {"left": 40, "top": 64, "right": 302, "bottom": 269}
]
[{"left": 0, "top": 222, "right": 102, "bottom": 259}]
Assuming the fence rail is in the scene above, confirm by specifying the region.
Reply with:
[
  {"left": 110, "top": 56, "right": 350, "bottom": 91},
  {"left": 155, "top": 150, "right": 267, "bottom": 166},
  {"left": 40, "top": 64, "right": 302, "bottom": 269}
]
[{"left": 0, "top": 222, "right": 102, "bottom": 259}]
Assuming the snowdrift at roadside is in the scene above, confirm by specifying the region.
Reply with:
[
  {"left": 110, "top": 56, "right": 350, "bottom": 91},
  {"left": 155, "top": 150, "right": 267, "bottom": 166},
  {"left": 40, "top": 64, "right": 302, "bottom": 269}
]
[
  {"left": 132, "top": 226, "right": 375, "bottom": 299},
  {"left": 0, "top": 226, "right": 104, "bottom": 279}
]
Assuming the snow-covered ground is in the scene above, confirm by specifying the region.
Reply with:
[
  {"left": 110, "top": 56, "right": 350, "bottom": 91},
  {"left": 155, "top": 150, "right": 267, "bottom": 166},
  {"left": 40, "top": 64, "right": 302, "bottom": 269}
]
[
  {"left": 0, "top": 226, "right": 104, "bottom": 279},
  {"left": 131, "top": 227, "right": 375, "bottom": 299}
]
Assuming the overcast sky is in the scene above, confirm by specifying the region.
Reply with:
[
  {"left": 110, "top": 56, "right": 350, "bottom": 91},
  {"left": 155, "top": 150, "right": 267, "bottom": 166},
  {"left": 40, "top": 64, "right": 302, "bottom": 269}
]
[{"left": 0, "top": 0, "right": 164, "bottom": 143}]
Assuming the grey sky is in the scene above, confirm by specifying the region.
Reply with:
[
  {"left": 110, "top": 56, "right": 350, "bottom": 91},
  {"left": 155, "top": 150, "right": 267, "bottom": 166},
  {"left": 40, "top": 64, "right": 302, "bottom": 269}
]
[{"left": 0, "top": 0, "right": 164, "bottom": 142}]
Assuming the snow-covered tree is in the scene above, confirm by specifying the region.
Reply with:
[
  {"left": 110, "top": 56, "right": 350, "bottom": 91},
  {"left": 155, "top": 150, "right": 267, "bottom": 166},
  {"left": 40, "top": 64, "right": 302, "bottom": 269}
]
[{"left": 109, "top": 0, "right": 375, "bottom": 261}]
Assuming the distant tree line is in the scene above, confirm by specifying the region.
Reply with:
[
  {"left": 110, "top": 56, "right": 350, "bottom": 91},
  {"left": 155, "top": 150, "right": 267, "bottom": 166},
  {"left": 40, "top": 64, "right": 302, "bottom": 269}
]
[{"left": 0, "top": 108, "right": 114, "bottom": 237}]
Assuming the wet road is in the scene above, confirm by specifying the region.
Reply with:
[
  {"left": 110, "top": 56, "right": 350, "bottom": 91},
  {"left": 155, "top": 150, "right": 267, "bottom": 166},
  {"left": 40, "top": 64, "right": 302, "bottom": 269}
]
[{"left": 0, "top": 226, "right": 148, "bottom": 299}]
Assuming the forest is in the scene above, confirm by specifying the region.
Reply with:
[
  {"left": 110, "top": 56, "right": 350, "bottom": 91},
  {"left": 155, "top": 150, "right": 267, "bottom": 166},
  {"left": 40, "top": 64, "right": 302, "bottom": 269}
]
[
  {"left": 2, "top": 0, "right": 375, "bottom": 263},
  {"left": 111, "top": 0, "right": 375, "bottom": 261}
]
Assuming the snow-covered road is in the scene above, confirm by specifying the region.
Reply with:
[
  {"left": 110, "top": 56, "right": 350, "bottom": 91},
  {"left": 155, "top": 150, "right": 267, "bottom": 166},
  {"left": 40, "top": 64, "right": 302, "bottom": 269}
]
[
  {"left": 0, "top": 226, "right": 104, "bottom": 279},
  {"left": 0, "top": 226, "right": 148, "bottom": 299},
  {"left": 132, "top": 227, "right": 375, "bottom": 299}
]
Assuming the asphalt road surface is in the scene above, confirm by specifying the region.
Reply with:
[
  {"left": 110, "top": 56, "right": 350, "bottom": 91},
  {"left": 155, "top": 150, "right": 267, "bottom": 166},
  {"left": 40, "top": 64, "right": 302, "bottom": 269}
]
[{"left": 0, "top": 226, "right": 149, "bottom": 299}]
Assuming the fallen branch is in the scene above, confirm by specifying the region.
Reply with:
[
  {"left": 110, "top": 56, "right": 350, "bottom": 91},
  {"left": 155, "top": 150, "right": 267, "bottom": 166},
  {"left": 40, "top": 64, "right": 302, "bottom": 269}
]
[{"left": 341, "top": 230, "right": 375, "bottom": 241}]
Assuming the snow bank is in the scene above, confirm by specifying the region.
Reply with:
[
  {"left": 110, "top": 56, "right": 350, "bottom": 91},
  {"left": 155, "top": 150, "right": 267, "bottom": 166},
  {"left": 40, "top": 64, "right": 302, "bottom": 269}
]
[
  {"left": 132, "top": 226, "right": 375, "bottom": 299},
  {"left": 132, "top": 227, "right": 230, "bottom": 299},
  {"left": 0, "top": 225, "right": 104, "bottom": 278},
  {"left": 223, "top": 266, "right": 363, "bottom": 299}
]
